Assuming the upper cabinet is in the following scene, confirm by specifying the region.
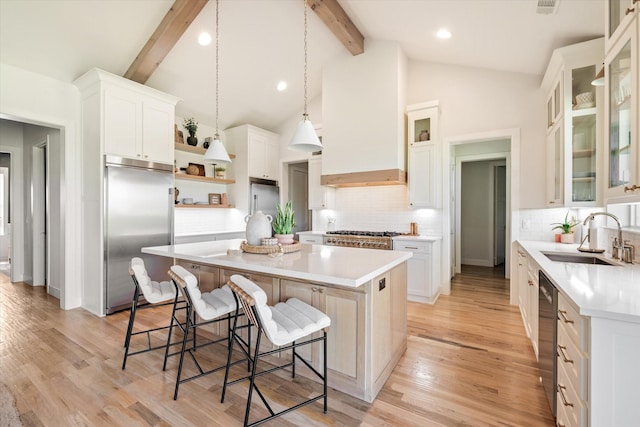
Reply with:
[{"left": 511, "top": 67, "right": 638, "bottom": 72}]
[
  {"left": 604, "top": 16, "right": 639, "bottom": 202},
  {"left": 406, "top": 102, "right": 440, "bottom": 208},
  {"left": 308, "top": 157, "right": 335, "bottom": 210},
  {"left": 75, "top": 68, "right": 180, "bottom": 165},
  {"left": 228, "top": 124, "right": 278, "bottom": 182},
  {"left": 606, "top": 0, "right": 639, "bottom": 51},
  {"left": 541, "top": 38, "right": 604, "bottom": 207}
]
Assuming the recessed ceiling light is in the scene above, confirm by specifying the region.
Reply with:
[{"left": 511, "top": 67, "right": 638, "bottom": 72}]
[
  {"left": 436, "top": 28, "right": 452, "bottom": 39},
  {"left": 277, "top": 81, "right": 288, "bottom": 92},
  {"left": 198, "top": 32, "right": 212, "bottom": 46}
]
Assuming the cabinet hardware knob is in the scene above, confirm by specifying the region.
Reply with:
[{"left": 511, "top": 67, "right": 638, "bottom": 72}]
[
  {"left": 624, "top": 184, "right": 640, "bottom": 192},
  {"left": 625, "top": 7, "right": 635, "bottom": 14},
  {"left": 557, "top": 345, "right": 574, "bottom": 364},
  {"left": 312, "top": 287, "right": 318, "bottom": 292},
  {"left": 557, "top": 384, "right": 574, "bottom": 407},
  {"left": 558, "top": 310, "right": 574, "bottom": 324},
  {"left": 528, "top": 280, "right": 534, "bottom": 286},
  {"left": 319, "top": 288, "right": 324, "bottom": 293}
]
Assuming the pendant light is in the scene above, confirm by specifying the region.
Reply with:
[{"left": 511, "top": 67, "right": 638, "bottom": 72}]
[
  {"left": 591, "top": 65, "right": 605, "bottom": 86},
  {"left": 203, "top": 0, "right": 232, "bottom": 165},
  {"left": 288, "top": 0, "right": 323, "bottom": 152}
]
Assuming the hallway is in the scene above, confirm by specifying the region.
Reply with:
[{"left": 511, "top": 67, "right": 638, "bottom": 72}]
[{"left": 0, "top": 266, "right": 553, "bottom": 426}]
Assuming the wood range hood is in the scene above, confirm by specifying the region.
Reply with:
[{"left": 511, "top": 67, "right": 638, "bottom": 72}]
[{"left": 321, "top": 169, "right": 407, "bottom": 187}]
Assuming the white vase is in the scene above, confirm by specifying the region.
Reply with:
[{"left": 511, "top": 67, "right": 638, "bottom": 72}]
[
  {"left": 560, "top": 233, "right": 575, "bottom": 244},
  {"left": 275, "top": 233, "right": 294, "bottom": 245},
  {"left": 244, "top": 211, "right": 273, "bottom": 245}
]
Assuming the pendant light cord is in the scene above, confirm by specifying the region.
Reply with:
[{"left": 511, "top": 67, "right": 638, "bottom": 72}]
[
  {"left": 215, "top": 0, "right": 220, "bottom": 138},
  {"left": 303, "top": 0, "right": 308, "bottom": 119}
]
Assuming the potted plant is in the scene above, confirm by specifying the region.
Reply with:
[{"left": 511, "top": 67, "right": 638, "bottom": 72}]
[
  {"left": 551, "top": 211, "right": 578, "bottom": 243},
  {"left": 272, "top": 200, "right": 295, "bottom": 245},
  {"left": 183, "top": 117, "right": 198, "bottom": 146},
  {"left": 214, "top": 165, "right": 226, "bottom": 178}
]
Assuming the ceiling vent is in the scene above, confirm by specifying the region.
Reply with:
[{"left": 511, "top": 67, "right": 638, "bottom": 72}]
[{"left": 536, "top": 0, "right": 559, "bottom": 14}]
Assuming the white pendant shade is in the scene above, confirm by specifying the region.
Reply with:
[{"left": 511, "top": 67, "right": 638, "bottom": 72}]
[
  {"left": 203, "top": 137, "right": 231, "bottom": 164},
  {"left": 289, "top": 118, "right": 322, "bottom": 152}
]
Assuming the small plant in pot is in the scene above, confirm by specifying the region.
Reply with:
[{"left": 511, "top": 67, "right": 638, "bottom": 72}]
[
  {"left": 183, "top": 117, "right": 198, "bottom": 146},
  {"left": 272, "top": 200, "right": 295, "bottom": 245},
  {"left": 551, "top": 211, "right": 578, "bottom": 244},
  {"left": 214, "top": 165, "right": 226, "bottom": 178}
]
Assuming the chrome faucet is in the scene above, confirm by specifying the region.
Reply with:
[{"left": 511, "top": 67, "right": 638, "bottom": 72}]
[{"left": 583, "top": 212, "right": 623, "bottom": 261}]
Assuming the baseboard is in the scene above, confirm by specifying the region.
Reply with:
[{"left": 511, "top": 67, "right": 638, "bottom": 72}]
[
  {"left": 48, "top": 286, "right": 61, "bottom": 299},
  {"left": 461, "top": 258, "right": 493, "bottom": 267}
]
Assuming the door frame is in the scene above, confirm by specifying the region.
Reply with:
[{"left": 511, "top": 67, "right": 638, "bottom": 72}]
[
  {"left": 442, "top": 128, "right": 521, "bottom": 304},
  {"left": 32, "top": 138, "right": 50, "bottom": 291}
]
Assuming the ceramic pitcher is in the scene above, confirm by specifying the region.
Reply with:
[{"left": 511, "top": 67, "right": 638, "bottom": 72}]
[{"left": 244, "top": 210, "right": 273, "bottom": 245}]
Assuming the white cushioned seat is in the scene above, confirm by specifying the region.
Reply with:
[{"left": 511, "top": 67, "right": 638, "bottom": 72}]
[
  {"left": 131, "top": 257, "right": 176, "bottom": 304},
  {"left": 170, "top": 265, "right": 236, "bottom": 320},
  {"left": 230, "top": 274, "right": 330, "bottom": 346}
]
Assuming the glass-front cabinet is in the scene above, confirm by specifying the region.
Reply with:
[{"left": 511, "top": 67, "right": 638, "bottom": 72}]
[
  {"left": 541, "top": 38, "right": 604, "bottom": 207},
  {"left": 605, "top": 18, "right": 639, "bottom": 201},
  {"left": 606, "top": 0, "right": 639, "bottom": 50}
]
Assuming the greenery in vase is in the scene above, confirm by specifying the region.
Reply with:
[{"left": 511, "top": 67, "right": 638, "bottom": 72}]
[
  {"left": 183, "top": 117, "right": 198, "bottom": 136},
  {"left": 551, "top": 211, "right": 578, "bottom": 234},
  {"left": 214, "top": 166, "right": 226, "bottom": 173},
  {"left": 272, "top": 200, "right": 295, "bottom": 235}
]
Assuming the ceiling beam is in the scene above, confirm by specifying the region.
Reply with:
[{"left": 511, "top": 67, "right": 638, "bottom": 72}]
[
  {"left": 124, "top": 0, "right": 208, "bottom": 84},
  {"left": 308, "top": 0, "right": 364, "bottom": 56}
]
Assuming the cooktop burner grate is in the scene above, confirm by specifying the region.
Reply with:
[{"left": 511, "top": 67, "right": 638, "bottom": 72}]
[{"left": 325, "top": 230, "right": 402, "bottom": 237}]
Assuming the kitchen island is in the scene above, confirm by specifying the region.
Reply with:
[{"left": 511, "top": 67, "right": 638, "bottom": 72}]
[{"left": 143, "top": 239, "right": 411, "bottom": 403}]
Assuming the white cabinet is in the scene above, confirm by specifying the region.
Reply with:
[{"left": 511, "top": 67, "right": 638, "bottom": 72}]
[
  {"left": 541, "top": 38, "right": 604, "bottom": 207},
  {"left": 393, "top": 238, "right": 441, "bottom": 303},
  {"left": 516, "top": 245, "right": 539, "bottom": 357},
  {"left": 605, "top": 0, "right": 639, "bottom": 51},
  {"left": 77, "top": 69, "right": 178, "bottom": 164},
  {"left": 247, "top": 127, "right": 279, "bottom": 180},
  {"left": 604, "top": 18, "right": 639, "bottom": 202},
  {"left": 556, "top": 292, "right": 589, "bottom": 427},
  {"left": 308, "top": 157, "right": 335, "bottom": 209},
  {"left": 406, "top": 102, "right": 440, "bottom": 208}
]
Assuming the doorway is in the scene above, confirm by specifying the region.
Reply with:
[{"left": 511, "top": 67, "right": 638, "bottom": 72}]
[
  {"left": 0, "top": 161, "right": 10, "bottom": 277},
  {"left": 32, "top": 141, "right": 49, "bottom": 290},
  {"left": 287, "top": 161, "right": 310, "bottom": 236},
  {"left": 458, "top": 158, "right": 507, "bottom": 270},
  {"left": 442, "top": 128, "right": 521, "bottom": 303}
]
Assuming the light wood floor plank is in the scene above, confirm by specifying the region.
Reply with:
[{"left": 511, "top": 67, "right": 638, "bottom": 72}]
[{"left": 0, "top": 265, "right": 553, "bottom": 426}]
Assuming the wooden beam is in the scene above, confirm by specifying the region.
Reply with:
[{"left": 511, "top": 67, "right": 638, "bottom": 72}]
[
  {"left": 124, "top": 0, "right": 209, "bottom": 84},
  {"left": 308, "top": 0, "right": 364, "bottom": 56}
]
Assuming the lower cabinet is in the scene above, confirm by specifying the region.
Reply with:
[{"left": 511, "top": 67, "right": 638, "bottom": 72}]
[
  {"left": 177, "top": 261, "right": 220, "bottom": 292},
  {"left": 297, "top": 232, "right": 324, "bottom": 245},
  {"left": 556, "top": 292, "right": 589, "bottom": 427},
  {"left": 393, "top": 238, "right": 441, "bottom": 303},
  {"left": 516, "top": 245, "right": 538, "bottom": 357}
]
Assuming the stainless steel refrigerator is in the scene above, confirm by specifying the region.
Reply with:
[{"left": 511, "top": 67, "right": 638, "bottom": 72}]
[
  {"left": 104, "top": 156, "right": 174, "bottom": 314},
  {"left": 250, "top": 178, "right": 279, "bottom": 219}
]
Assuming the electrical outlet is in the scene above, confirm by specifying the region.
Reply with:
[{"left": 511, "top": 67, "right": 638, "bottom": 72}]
[{"left": 522, "top": 219, "right": 531, "bottom": 229}]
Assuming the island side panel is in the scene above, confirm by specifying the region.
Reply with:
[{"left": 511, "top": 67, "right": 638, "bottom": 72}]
[{"left": 369, "top": 262, "right": 408, "bottom": 401}]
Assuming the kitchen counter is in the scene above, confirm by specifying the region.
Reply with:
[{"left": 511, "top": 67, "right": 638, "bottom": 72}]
[
  {"left": 143, "top": 239, "right": 411, "bottom": 288},
  {"left": 142, "top": 239, "right": 410, "bottom": 403},
  {"left": 518, "top": 240, "right": 640, "bottom": 323}
]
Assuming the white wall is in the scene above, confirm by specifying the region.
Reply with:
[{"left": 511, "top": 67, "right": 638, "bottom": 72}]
[
  {"left": 407, "top": 60, "right": 545, "bottom": 209},
  {"left": 0, "top": 62, "right": 82, "bottom": 310}
]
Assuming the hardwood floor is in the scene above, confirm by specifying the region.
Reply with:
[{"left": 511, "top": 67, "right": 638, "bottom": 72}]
[{"left": 0, "top": 266, "right": 554, "bottom": 426}]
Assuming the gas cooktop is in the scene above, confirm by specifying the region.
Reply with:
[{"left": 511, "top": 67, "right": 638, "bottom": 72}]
[{"left": 325, "top": 230, "right": 402, "bottom": 237}]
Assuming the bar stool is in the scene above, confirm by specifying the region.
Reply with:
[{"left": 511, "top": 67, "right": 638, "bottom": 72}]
[
  {"left": 167, "top": 265, "right": 239, "bottom": 400},
  {"left": 122, "top": 257, "right": 183, "bottom": 370},
  {"left": 222, "top": 274, "right": 331, "bottom": 427}
]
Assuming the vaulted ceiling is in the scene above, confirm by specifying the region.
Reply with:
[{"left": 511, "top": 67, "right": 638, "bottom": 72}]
[{"left": 0, "top": 0, "right": 604, "bottom": 133}]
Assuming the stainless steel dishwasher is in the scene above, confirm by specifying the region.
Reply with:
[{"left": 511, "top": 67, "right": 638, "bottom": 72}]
[{"left": 538, "top": 270, "right": 558, "bottom": 418}]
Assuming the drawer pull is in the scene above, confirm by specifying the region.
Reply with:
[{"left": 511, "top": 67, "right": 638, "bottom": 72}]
[
  {"left": 312, "top": 287, "right": 318, "bottom": 292},
  {"left": 557, "top": 384, "right": 574, "bottom": 407},
  {"left": 558, "top": 345, "right": 574, "bottom": 364},
  {"left": 405, "top": 246, "right": 419, "bottom": 250},
  {"left": 558, "top": 310, "right": 574, "bottom": 324}
]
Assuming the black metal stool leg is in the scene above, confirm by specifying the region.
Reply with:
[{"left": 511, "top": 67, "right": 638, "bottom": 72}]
[
  {"left": 163, "top": 291, "right": 181, "bottom": 371},
  {"left": 121, "top": 290, "right": 139, "bottom": 370},
  {"left": 243, "top": 330, "right": 263, "bottom": 427},
  {"left": 221, "top": 304, "right": 241, "bottom": 404},
  {"left": 323, "top": 331, "right": 328, "bottom": 413},
  {"left": 292, "top": 340, "right": 296, "bottom": 378},
  {"left": 173, "top": 304, "right": 193, "bottom": 400}
]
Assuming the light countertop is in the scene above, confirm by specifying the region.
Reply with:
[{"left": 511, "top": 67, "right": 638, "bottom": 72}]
[
  {"left": 518, "top": 240, "right": 640, "bottom": 323},
  {"left": 143, "top": 239, "right": 412, "bottom": 288}
]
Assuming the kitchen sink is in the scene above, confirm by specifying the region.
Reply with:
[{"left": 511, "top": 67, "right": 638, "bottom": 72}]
[{"left": 542, "top": 252, "right": 620, "bottom": 266}]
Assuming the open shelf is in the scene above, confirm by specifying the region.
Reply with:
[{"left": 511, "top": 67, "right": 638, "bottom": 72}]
[
  {"left": 572, "top": 148, "right": 596, "bottom": 158},
  {"left": 175, "top": 204, "right": 235, "bottom": 209},
  {"left": 175, "top": 174, "right": 235, "bottom": 184},
  {"left": 175, "top": 143, "right": 236, "bottom": 158}
]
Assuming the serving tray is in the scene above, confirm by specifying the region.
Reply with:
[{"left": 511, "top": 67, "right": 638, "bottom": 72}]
[{"left": 240, "top": 240, "right": 301, "bottom": 255}]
